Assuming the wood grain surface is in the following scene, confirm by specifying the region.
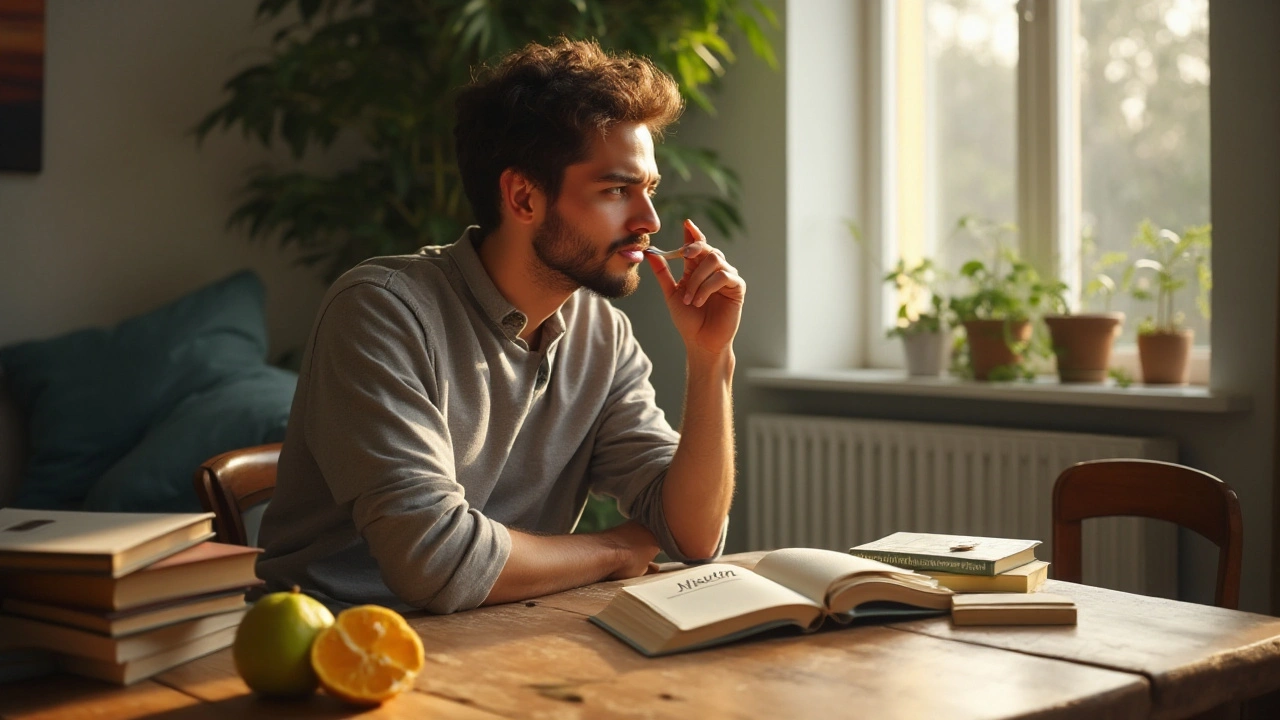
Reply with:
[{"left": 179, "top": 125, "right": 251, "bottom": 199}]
[
  {"left": 893, "top": 579, "right": 1280, "bottom": 720},
  {"left": 5, "top": 552, "right": 1280, "bottom": 720}
]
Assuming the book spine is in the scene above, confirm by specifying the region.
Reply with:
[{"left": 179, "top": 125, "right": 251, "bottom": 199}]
[{"left": 849, "top": 550, "right": 996, "bottom": 575}]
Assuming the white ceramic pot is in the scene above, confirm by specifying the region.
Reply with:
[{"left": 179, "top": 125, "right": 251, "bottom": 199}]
[{"left": 901, "top": 330, "right": 950, "bottom": 377}]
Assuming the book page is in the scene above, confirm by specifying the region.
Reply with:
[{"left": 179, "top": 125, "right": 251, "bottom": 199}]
[
  {"left": 752, "top": 548, "right": 914, "bottom": 605},
  {"left": 621, "top": 563, "right": 820, "bottom": 633}
]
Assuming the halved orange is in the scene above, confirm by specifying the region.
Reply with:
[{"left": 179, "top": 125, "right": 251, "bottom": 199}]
[{"left": 310, "top": 604, "right": 425, "bottom": 705}]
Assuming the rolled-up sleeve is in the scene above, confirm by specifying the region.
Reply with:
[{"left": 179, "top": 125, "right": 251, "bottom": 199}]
[
  {"left": 587, "top": 311, "right": 726, "bottom": 563},
  {"left": 302, "top": 282, "right": 510, "bottom": 613}
]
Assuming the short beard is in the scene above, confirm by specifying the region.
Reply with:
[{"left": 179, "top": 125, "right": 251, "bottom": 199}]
[{"left": 531, "top": 208, "right": 641, "bottom": 299}]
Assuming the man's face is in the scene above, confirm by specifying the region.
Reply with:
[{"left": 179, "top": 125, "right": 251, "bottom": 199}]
[{"left": 531, "top": 122, "right": 662, "bottom": 299}]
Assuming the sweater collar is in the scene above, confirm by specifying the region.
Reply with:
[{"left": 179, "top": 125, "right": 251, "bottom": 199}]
[{"left": 445, "top": 227, "right": 567, "bottom": 351}]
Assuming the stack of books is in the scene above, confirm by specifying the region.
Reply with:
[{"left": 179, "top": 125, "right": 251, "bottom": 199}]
[
  {"left": 0, "top": 508, "right": 262, "bottom": 684},
  {"left": 849, "top": 531, "right": 1076, "bottom": 626}
]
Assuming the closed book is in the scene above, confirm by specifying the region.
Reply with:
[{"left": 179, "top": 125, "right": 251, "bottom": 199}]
[
  {"left": 923, "top": 560, "right": 1050, "bottom": 593},
  {"left": 849, "top": 532, "right": 1042, "bottom": 576},
  {"left": 951, "top": 593, "right": 1077, "bottom": 626},
  {"left": 0, "top": 607, "right": 246, "bottom": 663},
  {"left": 2, "top": 588, "right": 252, "bottom": 637},
  {"left": 59, "top": 626, "right": 238, "bottom": 686},
  {"left": 0, "top": 541, "right": 261, "bottom": 611},
  {"left": 591, "top": 548, "right": 953, "bottom": 657},
  {"left": 0, "top": 509, "right": 214, "bottom": 577}
]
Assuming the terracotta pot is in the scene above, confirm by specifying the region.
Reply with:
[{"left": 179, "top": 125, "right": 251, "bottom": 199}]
[
  {"left": 1044, "top": 313, "right": 1124, "bottom": 383},
  {"left": 1138, "top": 329, "right": 1194, "bottom": 385},
  {"left": 962, "top": 319, "right": 1033, "bottom": 381},
  {"left": 901, "top": 329, "right": 950, "bottom": 377}
]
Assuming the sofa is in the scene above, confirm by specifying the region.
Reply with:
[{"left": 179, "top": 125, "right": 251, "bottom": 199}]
[{"left": 0, "top": 271, "right": 297, "bottom": 513}]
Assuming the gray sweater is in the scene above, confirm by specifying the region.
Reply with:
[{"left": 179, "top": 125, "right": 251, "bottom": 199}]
[{"left": 256, "top": 229, "right": 718, "bottom": 613}]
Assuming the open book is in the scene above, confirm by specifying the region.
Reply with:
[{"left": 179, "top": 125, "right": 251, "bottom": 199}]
[{"left": 590, "top": 548, "right": 953, "bottom": 656}]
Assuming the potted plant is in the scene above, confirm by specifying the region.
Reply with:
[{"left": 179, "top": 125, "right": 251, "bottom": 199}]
[
  {"left": 883, "top": 258, "right": 950, "bottom": 376},
  {"left": 1123, "top": 220, "right": 1211, "bottom": 385},
  {"left": 1042, "top": 232, "right": 1127, "bottom": 383},
  {"left": 946, "top": 217, "right": 1058, "bottom": 381}
]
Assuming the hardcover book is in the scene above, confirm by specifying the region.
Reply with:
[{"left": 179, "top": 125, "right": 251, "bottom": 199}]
[
  {"left": 0, "top": 607, "right": 246, "bottom": 664},
  {"left": 0, "top": 509, "right": 214, "bottom": 577},
  {"left": 923, "top": 560, "right": 1050, "bottom": 593},
  {"left": 590, "top": 547, "right": 953, "bottom": 657},
  {"left": 2, "top": 588, "right": 250, "bottom": 637},
  {"left": 59, "top": 626, "right": 239, "bottom": 685},
  {"left": 950, "top": 593, "right": 1077, "bottom": 626},
  {"left": 0, "top": 541, "right": 261, "bottom": 611},
  {"left": 849, "top": 532, "right": 1041, "bottom": 576}
]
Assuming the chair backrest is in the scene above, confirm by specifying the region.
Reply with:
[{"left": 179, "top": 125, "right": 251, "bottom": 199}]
[
  {"left": 1052, "top": 458, "right": 1243, "bottom": 609},
  {"left": 193, "top": 443, "right": 282, "bottom": 547}
]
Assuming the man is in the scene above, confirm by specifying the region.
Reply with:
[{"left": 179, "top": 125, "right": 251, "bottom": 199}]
[{"left": 256, "top": 38, "right": 745, "bottom": 614}]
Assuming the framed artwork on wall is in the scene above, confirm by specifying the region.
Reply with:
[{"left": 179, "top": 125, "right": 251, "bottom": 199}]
[{"left": 0, "top": 0, "right": 44, "bottom": 173}]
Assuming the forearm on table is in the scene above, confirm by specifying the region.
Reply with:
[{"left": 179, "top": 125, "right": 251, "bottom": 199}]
[
  {"left": 661, "top": 348, "right": 736, "bottom": 560},
  {"left": 481, "top": 524, "right": 650, "bottom": 606}
]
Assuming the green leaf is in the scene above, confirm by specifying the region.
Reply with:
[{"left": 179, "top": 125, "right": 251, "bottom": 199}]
[
  {"left": 752, "top": 0, "right": 780, "bottom": 28},
  {"left": 736, "top": 11, "right": 777, "bottom": 69}
]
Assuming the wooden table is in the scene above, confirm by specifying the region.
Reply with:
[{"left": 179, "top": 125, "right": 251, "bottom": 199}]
[{"left": 3, "top": 552, "right": 1280, "bottom": 720}]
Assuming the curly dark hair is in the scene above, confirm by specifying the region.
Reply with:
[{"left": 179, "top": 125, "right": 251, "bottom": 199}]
[{"left": 454, "top": 38, "right": 684, "bottom": 235}]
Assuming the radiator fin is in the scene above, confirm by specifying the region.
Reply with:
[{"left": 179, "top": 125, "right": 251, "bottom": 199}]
[{"left": 746, "top": 414, "right": 1178, "bottom": 598}]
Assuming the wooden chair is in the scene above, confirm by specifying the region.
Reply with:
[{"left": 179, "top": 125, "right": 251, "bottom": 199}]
[
  {"left": 1052, "top": 458, "right": 1243, "bottom": 609},
  {"left": 193, "top": 443, "right": 282, "bottom": 547}
]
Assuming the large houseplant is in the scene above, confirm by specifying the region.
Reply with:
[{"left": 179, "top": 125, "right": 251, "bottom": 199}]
[
  {"left": 1123, "top": 220, "right": 1212, "bottom": 385},
  {"left": 946, "top": 217, "right": 1061, "bottom": 381},
  {"left": 196, "top": 0, "right": 778, "bottom": 283}
]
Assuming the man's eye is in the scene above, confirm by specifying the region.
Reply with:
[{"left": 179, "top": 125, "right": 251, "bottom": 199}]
[{"left": 606, "top": 186, "right": 627, "bottom": 196}]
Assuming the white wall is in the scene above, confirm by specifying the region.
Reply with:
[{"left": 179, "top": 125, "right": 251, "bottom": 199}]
[
  {"left": 0, "top": 1, "right": 329, "bottom": 359},
  {"left": 784, "top": 0, "right": 862, "bottom": 370}
]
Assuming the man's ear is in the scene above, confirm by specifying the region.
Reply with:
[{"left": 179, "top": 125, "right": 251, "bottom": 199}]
[{"left": 499, "top": 168, "right": 544, "bottom": 227}]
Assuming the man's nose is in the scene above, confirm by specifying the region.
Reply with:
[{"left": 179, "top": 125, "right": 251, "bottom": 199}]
[{"left": 629, "top": 194, "right": 661, "bottom": 237}]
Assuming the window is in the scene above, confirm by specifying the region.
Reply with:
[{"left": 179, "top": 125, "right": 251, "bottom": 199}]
[
  {"left": 865, "top": 0, "right": 1211, "bottom": 367},
  {"left": 1079, "top": 0, "right": 1210, "bottom": 345}
]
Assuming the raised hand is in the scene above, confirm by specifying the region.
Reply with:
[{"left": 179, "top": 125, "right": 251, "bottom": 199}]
[{"left": 645, "top": 219, "right": 746, "bottom": 356}]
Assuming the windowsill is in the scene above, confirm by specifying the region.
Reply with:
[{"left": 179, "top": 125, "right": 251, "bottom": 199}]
[{"left": 746, "top": 367, "right": 1251, "bottom": 413}]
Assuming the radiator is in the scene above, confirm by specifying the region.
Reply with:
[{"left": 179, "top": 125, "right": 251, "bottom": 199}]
[{"left": 746, "top": 413, "right": 1179, "bottom": 598}]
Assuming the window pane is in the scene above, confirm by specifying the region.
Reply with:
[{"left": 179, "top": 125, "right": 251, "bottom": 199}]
[
  {"left": 1079, "top": 0, "right": 1210, "bottom": 344},
  {"left": 924, "top": 0, "right": 1018, "bottom": 272}
]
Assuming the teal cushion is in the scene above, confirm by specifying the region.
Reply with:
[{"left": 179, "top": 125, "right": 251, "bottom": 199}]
[
  {"left": 0, "top": 271, "right": 269, "bottom": 509},
  {"left": 82, "top": 366, "right": 296, "bottom": 513}
]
